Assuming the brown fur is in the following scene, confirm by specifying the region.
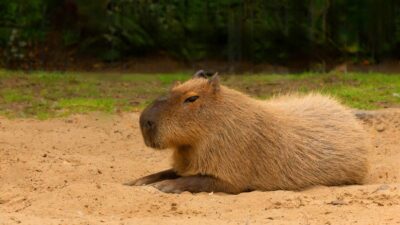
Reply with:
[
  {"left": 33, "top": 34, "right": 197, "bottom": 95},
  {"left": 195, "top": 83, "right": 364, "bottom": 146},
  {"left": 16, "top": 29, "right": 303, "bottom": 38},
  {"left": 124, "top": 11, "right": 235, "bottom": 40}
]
[{"left": 127, "top": 73, "right": 370, "bottom": 194}]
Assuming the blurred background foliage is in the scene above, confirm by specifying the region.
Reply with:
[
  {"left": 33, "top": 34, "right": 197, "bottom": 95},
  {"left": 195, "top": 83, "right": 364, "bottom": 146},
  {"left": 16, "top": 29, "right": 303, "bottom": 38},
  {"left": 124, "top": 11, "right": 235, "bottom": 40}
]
[{"left": 0, "top": 0, "right": 399, "bottom": 67}]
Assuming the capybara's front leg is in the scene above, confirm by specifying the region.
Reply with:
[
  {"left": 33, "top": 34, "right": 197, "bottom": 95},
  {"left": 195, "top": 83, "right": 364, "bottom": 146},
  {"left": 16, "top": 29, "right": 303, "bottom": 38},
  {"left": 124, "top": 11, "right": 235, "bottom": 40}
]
[
  {"left": 151, "top": 175, "right": 240, "bottom": 194},
  {"left": 124, "top": 169, "right": 180, "bottom": 186}
]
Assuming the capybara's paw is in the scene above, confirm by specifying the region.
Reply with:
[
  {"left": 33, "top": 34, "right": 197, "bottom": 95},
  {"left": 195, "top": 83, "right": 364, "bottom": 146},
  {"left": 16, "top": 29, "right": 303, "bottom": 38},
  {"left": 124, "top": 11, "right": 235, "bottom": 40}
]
[
  {"left": 123, "top": 177, "right": 153, "bottom": 186},
  {"left": 124, "top": 170, "right": 179, "bottom": 187},
  {"left": 151, "top": 180, "right": 185, "bottom": 193}
]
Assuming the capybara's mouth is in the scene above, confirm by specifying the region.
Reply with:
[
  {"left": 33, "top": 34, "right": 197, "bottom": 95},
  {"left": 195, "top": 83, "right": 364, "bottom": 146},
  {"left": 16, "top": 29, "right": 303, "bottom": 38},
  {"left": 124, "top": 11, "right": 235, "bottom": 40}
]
[
  {"left": 142, "top": 133, "right": 166, "bottom": 150},
  {"left": 147, "top": 141, "right": 166, "bottom": 150}
]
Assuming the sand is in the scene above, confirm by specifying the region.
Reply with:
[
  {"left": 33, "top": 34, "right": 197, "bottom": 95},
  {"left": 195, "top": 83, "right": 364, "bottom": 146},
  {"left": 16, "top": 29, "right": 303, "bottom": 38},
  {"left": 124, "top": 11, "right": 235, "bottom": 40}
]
[{"left": 1, "top": 110, "right": 399, "bottom": 225}]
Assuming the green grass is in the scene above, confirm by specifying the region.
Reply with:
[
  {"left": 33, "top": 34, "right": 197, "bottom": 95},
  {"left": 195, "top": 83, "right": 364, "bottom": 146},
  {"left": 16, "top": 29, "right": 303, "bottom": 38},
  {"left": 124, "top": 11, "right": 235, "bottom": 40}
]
[
  {"left": 2, "top": 89, "right": 33, "bottom": 103},
  {"left": 320, "top": 73, "right": 400, "bottom": 109},
  {"left": 58, "top": 98, "right": 116, "bottom": 113},
  {"left": 0, "top": 69, "right": 399, "bottom": 119}
]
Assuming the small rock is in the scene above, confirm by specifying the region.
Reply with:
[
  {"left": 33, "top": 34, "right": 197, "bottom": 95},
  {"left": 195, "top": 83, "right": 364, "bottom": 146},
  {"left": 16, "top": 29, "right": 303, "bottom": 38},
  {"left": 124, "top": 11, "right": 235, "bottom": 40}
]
[
  {"left": 10, "top": 217, "right": 21, "bottom": 224},
  {"left": 376, "top": 124, "right": 385, "bottom": 132},
  {"left": 170, "top": 202, "right": 178, "bottom": 211},
  {"left": 327, "top": 199, "right": 347, "bottom": 205},
  {"left": 372, "top": 184, "right": 390, "bottom": 193},
  {"left": 373, "top": 201, "right": 384, "bottom": 206}
]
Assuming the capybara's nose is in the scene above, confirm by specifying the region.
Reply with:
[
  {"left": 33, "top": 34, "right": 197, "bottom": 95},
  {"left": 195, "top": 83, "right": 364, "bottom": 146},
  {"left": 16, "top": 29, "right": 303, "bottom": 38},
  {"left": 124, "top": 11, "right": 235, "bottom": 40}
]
[
  {"left": 143, "top": 120, "right": 156, "bottom": 130},
  {"left": 140, "top": 96, "right": 165, "bottom": 133},
  {"left": 140, "top": 109, "right": 158, "bottom": 133}
]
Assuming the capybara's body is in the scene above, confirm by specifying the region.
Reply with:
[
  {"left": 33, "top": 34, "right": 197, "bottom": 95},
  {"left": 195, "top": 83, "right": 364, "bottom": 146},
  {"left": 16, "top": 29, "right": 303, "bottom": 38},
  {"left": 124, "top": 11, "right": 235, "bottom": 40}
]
[{"left": 128, "top": 72, "right": 370, "bottom": 194}]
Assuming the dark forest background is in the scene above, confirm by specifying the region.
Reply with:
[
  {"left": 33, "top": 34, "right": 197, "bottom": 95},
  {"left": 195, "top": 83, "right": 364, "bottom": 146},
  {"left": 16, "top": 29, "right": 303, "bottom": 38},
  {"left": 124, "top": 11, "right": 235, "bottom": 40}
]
[{"left": 1, "top": 0, "right": 400, "bottom": 70}]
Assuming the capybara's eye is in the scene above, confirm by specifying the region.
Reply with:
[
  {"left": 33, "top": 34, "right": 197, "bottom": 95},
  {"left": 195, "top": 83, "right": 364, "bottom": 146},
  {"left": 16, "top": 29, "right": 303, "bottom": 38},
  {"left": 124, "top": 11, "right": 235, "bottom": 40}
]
[{"left": 184, "top": 96, "right": 199, "bottom": 103}]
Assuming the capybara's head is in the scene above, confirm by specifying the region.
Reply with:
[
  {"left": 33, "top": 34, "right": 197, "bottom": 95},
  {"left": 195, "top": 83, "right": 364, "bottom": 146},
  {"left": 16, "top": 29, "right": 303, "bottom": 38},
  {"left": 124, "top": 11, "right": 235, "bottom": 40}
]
[{"left": 140, "top": 70, "right": 220, "bottom": 149}]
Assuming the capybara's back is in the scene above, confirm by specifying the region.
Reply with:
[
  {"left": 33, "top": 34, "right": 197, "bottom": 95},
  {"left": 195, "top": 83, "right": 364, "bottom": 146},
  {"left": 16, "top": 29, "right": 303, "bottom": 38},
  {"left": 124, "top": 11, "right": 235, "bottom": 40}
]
[
  {"left": 131, "top": 72, "right": 370, "bottom": 194},
  {"left": 257, "top": 94, "right": 370, "bottom": 190}
]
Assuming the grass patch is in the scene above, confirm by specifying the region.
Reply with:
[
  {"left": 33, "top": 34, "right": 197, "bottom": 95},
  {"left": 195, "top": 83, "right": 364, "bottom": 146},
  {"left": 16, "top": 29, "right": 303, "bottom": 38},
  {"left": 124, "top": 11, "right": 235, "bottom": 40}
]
[
  {"left": 0, "top": 69, "right": 399, "bottom": 119},
  {"left": 58, "top": 98, "right": 116, "bottom": 113},
  {"left": 2, "top": 89, "right": 33, "bottom": 103},
  {"left": 157, "top": 73, "right": 190, "bottom": 85},
  {"left": 322, "top": 73, "right": 400, "bottom": 109}
]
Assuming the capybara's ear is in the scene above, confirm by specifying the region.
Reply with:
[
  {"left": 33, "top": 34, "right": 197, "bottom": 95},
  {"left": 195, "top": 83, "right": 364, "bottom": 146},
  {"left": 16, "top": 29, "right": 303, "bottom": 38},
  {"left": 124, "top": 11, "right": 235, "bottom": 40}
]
[
  {"left": 193, "top": 70, "right": 207, "bottom": 79},
  {"left": 208, "top": 73, "right": 220, "bottom": 92}
]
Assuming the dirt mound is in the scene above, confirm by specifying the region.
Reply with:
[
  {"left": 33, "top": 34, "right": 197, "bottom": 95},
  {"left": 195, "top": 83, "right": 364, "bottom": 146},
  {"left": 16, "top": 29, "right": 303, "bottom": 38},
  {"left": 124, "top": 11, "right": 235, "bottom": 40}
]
[
  {"left": 356, "top": 109, "right": 400, "bottom": 184},
  {"left": 0, "top": 110, "right": 399, "bottom": 224}
]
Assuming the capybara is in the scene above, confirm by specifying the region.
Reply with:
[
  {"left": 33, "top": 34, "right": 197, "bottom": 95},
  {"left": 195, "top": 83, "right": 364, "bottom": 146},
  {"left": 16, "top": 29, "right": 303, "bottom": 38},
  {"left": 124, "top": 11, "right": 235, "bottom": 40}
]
[{"left": 125, "top": 70, "right": 370, "bottom": 194}]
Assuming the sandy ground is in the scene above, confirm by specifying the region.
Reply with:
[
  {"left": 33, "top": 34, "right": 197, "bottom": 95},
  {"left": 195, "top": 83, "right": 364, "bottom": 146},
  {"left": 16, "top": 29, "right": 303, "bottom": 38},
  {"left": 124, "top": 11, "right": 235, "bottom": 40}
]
[{"left": 0, "top": 110, "right": 400, "bottom": 225}]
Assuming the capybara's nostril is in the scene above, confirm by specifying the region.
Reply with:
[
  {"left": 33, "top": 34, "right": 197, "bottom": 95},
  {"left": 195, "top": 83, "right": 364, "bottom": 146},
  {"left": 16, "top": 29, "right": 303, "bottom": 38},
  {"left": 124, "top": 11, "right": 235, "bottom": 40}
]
[{"left": 144, "top": 120, "right": 155, "bottom": 130}]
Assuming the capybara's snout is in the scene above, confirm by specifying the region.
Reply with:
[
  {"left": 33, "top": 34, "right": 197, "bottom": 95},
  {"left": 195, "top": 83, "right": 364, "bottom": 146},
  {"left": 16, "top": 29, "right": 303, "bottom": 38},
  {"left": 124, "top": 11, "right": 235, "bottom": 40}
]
[
  {"left": 139, "top": 96, "right": 167, "bottom": 149},
  {"left": 140, "top": 114, "right": 156, "bottom": 132},
  {"left": 140, "top": 107, "right": 158, "bottom": 148}
]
